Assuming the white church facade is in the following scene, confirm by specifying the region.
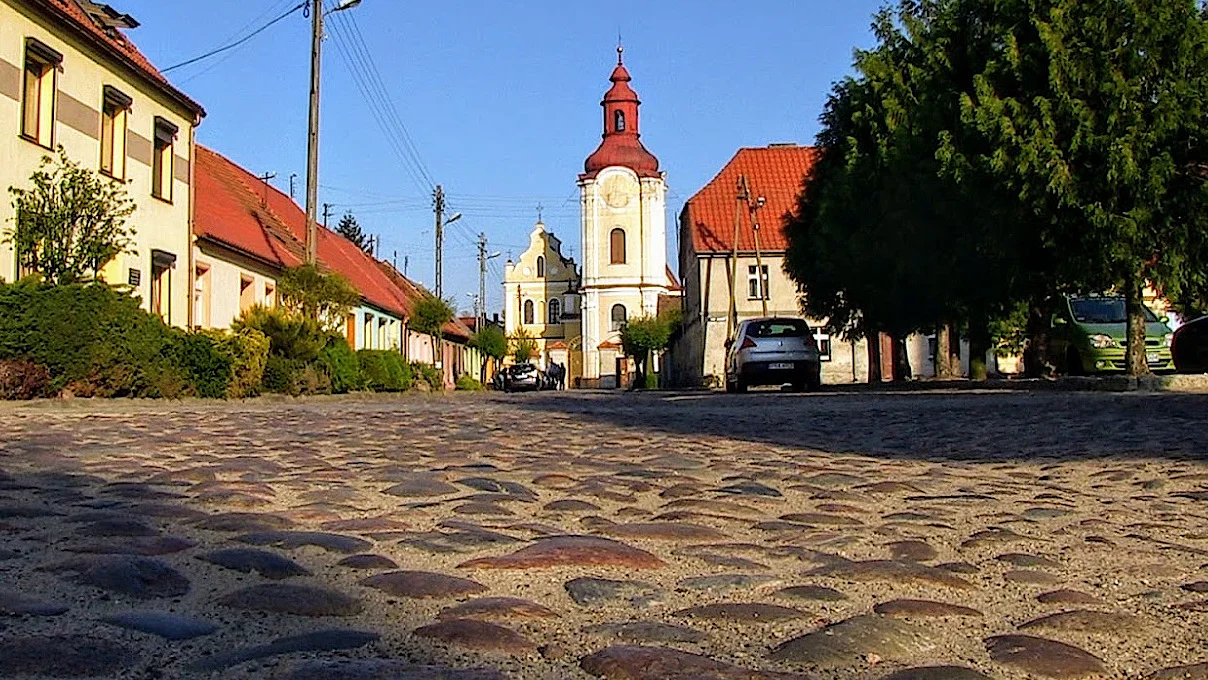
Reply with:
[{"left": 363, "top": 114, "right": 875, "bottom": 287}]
[{"left": 504, "top": 48, "right": 679, "bottom": 388}]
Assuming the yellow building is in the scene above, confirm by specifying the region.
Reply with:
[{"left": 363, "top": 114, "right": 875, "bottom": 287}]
[
  {"left": 503, "top": 220, "right": 581, "bottom": 371},
  {"left": 0, "top": 0, "right": 203, "bottom": 327}
]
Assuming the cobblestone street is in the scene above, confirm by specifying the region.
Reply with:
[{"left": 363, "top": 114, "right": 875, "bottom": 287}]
[{"left": 1, "top": 389, "right": 1206, "bottom": 679}]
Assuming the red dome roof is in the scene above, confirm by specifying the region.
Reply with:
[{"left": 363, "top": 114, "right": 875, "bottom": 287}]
[{"left": 582, "top": 48, "right": 660, "bottom": 179}]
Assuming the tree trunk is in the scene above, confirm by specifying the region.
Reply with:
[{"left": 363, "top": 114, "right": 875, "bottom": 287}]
[
  {"left": 890, "top": 333, "right": 911, "bottom": 382},
  {"left": 935, "top": 322, "right": 958, "bottom": 379},
  {"left": 1023, "top": 303, "right": 1050, "bottom": 379},
  {"left": 867, "top": 332, "right": 883, "bottom": 384},
  {"left": 1124, "top": 271, "right": 1150, "bottom": 377},
  {"left": 969, "top": 308, "right": 990, "bottom": 381}
]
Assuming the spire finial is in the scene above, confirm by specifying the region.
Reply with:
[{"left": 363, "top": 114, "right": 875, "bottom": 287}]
[
  {"left": 617, "top": 31, "right": 624, "bottom": 64},
  {"left": 536, "top": 203, "right": 544, "bottom": 223}
]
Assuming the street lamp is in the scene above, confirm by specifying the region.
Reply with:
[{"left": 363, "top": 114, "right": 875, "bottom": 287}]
[{"left": 305, "top": 0, "right": 362, "bottom": 265}]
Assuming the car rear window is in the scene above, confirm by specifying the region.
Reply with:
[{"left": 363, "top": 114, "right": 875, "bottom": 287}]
[
  {"left": 1070, "top": 297, "right": 1157, "bottom": 324},
  {"left": 748, "top": 319, "right": 810, "bottom": 338}
]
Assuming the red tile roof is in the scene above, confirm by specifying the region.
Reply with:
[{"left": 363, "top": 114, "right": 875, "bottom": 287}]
[
  {"left": 195, "top": 147, "right": 304, "bottom": 269},
  {"left": 33, "top": 0, "right": 204, "bottom": 117},
  {"left": 683, "top": 145, "right": 816, "bottom": 254},
  {"left": 195, "top": 145, "right": 420, "bottom": 321}
]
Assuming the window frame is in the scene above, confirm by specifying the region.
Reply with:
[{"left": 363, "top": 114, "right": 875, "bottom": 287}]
[
  {"left": 536, "top": 256, "right": 545, "bottom": 278},
  {"left": 548, "top": 298, "right": 561, "bottom": 324},
  {"left": 100, "top": 86, "right": 131, "bottom": 180},
  {"left": 609, "top": 228, "right": 626, "bottom": 265},
  {"left": 523, "top": 299, "right": 534, "bottom": 325},
  {"left": 614, "top": 110, "right": 626, "bottom": 132},
  {"left": 610, "top": 303, "right": 627, "bottom": 331},
  {"left": 152, "top": 117, "right": 178, "bottom": 202},
  {"left": 747, "top": 264, "right": 770, "bottom": 300},
  {"left": 814, "top": 333, "right": 832, "bottom": 362},
  {"left": 20, "top": 39, "right": 62, "bottom": 149}
]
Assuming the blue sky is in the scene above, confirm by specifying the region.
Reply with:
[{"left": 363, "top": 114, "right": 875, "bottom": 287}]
[{"left": 123, "top": 0, "right": 883, "bottom": 316}]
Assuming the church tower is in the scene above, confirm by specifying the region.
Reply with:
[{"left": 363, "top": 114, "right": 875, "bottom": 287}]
[{"left": 578, "top": 46, "right": 669, "bottom": 386}]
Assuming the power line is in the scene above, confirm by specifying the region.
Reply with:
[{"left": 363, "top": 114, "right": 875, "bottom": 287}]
[{"left": 163, "top": 2, "right": 304, "bottom": 73}]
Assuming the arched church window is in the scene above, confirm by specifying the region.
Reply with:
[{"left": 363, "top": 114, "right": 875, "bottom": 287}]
[
  {"left": 610, "top": 228, "right": 626, "bottom": 264},
  {"left": 549, "top": 299, "right": 561, "bottom": 324},
  {"left": 611, "top": 304, "right": 627, "bottom": 331},
  {"left": 523, "top": 299, "right": 534, "bottom": 325},
  {"left": 536, "top": 256, "right": 545, "bottom": 278},
  {"left": 614, "top": 110, "right": 626, "bottom": 132}
]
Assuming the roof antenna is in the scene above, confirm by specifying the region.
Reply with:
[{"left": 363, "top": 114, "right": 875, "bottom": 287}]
[{"left": 256, "top": 171, "right": 276, "bottom": 207}]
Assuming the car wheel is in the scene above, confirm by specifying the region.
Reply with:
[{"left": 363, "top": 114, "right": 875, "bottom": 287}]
[
  {"left": 1066, "top": 348, "right": 1085, "bottom": 376},
  {"left": 735, "top": 378, "right": 748, "bottom": 394},
  {"left": 725, "top": 378, "right": 736, "bottom": 393},
  {"left": 806, "top": 373, "right": 822, "bottom": 391}
]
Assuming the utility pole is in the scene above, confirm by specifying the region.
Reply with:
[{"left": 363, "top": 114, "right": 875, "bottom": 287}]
[
  {"left": 749, "top": 191, "right": 769, "bottom": 318},
  {"left": 477, "top": 232, "right": 486, "bottom": 324},
  {"left": 725, "top": 175, "right": 749, "bottom": 341},
  {"left": 434, "top": 185, "right": 445, "bottom": 299},
  {"left": 404, "top": 255, "right": 409, "bottom": 277},
  {"left": 322, "top": 203, "right": 332, "bottom": 229},
  {"left": 304, "top": 0, "right": 323, "bottom": 265}
]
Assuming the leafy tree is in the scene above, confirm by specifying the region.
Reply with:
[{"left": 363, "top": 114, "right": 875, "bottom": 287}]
[
  {"left": 277, "top": 264, "right": 361, "bottom": 330},
  {"left": 619, "top": 309, "right": 681, "bottom": 390},
  {"left": 469, "top": 324, "right": 507, "bottom": 383},
  {"left": 410, "top": 295, "right": 454, "bottom": 337},
  {"left": 336, "top": 211, "right": 371, "bottom": 254},
  {"left": 946, "top": 0, "right": 1208, "bottom": 376},
  {"left": 509, "top": 327, "right": 537, "bottom": 364},
  {"left": 6, "top": 148, "right": 135, "bottom": 285}
]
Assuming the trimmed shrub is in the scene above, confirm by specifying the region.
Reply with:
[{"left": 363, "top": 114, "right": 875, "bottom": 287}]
[
  {"left": 0, "top": 280, "right": 186, "bottom": 397},
  {"left": 410, "top": 362, "right": 442, "bottom": 390},
  {"left": 262, "top": 355, "right": 300, "bottom": 395},
  {"left": 174, "top": 333, "right": 233, "bottom": 399},
  {"left": 0, "top": 359, "right": 52, "bottom": 400},
  {"left": 205, "top": 327, "right": 270, "bottom": 399},
  {"left": 455, "top": 374, "right": 483, "bottom": 391},
  {"left": 359, "top": 350, "right": 411, "bottom": 391},
  {"left": 320, "top": 335, "right": 361, "bottom": 393}
]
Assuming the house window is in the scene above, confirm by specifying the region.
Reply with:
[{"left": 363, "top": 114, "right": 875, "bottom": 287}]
[
  {"left": 100, "top": 86, "right": 131, "bottom": 179},
  {"left": 747, "top": 265, "right": 770, "bottom": 300},
  {"left": 363, "top": 313, "right": 374, "bottom": 349},
  {"left": 610, "top": 228, "right": 626, "bottom": 264},
  {"left": 536, "top": 256, "right": 545, "bottom": 278},
  {"left": 194, "top": 264, "right": 211, "bottom": 328},
  {"left": 523, "top": 299, "right": 534, "bottom": 325},
  {"left": 150, "top": 250, "right": 176, "bottom": 323},
  {"left": 21, "top": 40, "right": 61, "bottom": 148},
  {"left": 239, "top": 276, "right": 255, "bottom": 313},
  {"left": 548, "top": 298, "right": 561, "bottom": 324},
  {"left": 378, "top": 318, "right": 387, "bottom": 349},
  {"left": 152, "top": 117, "right": 177, "bottom": 201},
  {"left": 814, "top": 333, "right": 832, "bottom": 362},
  {"left": 611, "top": 303, "right": 627, "bottom": 331},
  {"left": 264, "top": 282, "right": 276, "bottom": 306},
  {"left": 614, "top": 110, "right": 626, "bottom": 132}
]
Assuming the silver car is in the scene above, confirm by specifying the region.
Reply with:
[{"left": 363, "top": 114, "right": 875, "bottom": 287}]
[{"left": 724, "top": 317, "right": 822, "bottom": 392}]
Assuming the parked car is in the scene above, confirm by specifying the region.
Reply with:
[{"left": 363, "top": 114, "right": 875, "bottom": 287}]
[
  {"left": 724, "top": 317, "right": 822, "bottom": 393},
  {"left": 502, "top": 363, "right": 543, "bottom": 393},
  {"left": 1173, "top": 315, "right": 1208, "bottom": 373},
  {"left": 1050, "top": 295, "right": 1174, "bottom": 374}
]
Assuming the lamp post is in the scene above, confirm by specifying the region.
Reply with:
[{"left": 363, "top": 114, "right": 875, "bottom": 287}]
[{"left": 305, "top": 0, "right": 362, "bottom": 265}]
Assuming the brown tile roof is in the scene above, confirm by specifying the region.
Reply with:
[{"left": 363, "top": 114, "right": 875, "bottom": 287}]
[
  {"left": 683, "top": 145, "right": 816, "bottom": 254},
  {"left": 31, "top": 0, "right": 204, "bottom": 117}
]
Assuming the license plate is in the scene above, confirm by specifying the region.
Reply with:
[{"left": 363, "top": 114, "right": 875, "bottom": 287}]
[
  {"left": 1146, "top": 352, "right": 1161, "bottom": 363},
  {"left": 769, "top": 363, "right": 794, "bottom": 370}
]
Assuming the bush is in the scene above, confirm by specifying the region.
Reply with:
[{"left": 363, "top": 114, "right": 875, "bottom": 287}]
[
  {"left": 0, "top": 359, "right": 52, "bottom": 400},
  {"left": 320, "top": 335, "right": 361, "bottom": 393},
  {"left": 202, "top": 327, "right": 269, "bottom": 398},
  {"left": 261, "top": 355, "right": 300, "bottom": 394},
  {"left": 410, "top": 362, "right": 442, "bottom": 390},
  {"left": 455, "top": 374, "right": 483, "bottom": 391},
  {"left": 174, "top": 333, "right": 232, "bottom": 399},
  {"left": 233, "top": 304, "right": 325, "bottom": 362},
  {"left": 0, "top": 280, "right": 187, "bottom": 397},
  {"left": 359, "top": 350, "right": 411, "bottom": 391}
]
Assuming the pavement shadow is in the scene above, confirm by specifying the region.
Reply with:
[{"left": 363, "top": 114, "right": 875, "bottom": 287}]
[{"left": 505, "top": 388, "right": 1208, "bottom": 462}]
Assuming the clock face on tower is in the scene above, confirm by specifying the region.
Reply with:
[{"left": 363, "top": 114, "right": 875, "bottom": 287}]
[{"left": 601, "top": 174, "right": 637, "bottom": 210}]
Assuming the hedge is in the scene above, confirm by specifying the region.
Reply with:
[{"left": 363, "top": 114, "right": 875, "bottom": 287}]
[
  {"left": 320, "top": 335, "right": 361, "bottom": 393},
  {"left": 358, "top": 350, "right": 411, "bottom": 391}
]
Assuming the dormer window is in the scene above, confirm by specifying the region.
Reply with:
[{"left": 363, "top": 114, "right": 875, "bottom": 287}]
[{"left": 614, "top": 110, "right": 626, "bottom": 132}]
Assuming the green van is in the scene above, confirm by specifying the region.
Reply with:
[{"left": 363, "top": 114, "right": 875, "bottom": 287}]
[{"left": 1051, "top": 295, "right": 1174, "bottom": 374}]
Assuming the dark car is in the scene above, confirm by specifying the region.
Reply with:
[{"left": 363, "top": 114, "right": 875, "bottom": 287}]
[
  {"left": 1173, "top": 316, "right": 1208, "bottom": 374},
  {"left": 502, "top": 363, "right": 543, "bottom": 393}
]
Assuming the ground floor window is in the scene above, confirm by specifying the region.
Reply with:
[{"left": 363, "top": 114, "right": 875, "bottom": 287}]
[{"left": 814, "top": 333, "right": 832, "bottom": 362}]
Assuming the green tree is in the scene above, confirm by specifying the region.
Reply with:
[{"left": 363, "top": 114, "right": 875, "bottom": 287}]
[
  {"left": 469, "top": 324, "right": 507, "bottom": 383},
  {"left": 619, "top": 309, "right": 681, "bottom": 390},
  {"left": 510, "top": 327, "right": 537, "bottom": 364},
  {"left": 277, "top": 264, "right": 361, "bottom": 330},
  {"left": 410, "top": 295, "right": 454, "bottom": 337},
  {"left": 6, "top": 148, "right": 136, "bottom": 285},
  {"left": 335, "top": 211, "right": 371, "bottom": 254}
]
